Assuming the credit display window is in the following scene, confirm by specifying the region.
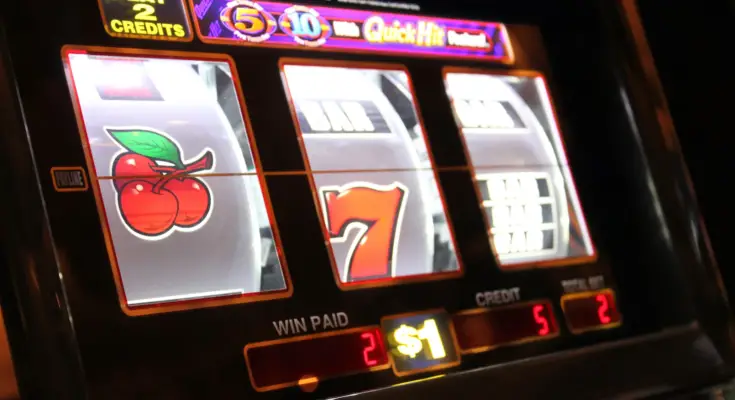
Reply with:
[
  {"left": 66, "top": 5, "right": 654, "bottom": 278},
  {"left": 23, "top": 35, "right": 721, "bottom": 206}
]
[
  {"left": 444, "top": 71, "right": 595, "bottom": 268},
  {"left": 63, "top": 48, "right": 290, "bottom": 314},
  {"left": 281, "top": 62, "right": 462, "bottom": 287}
]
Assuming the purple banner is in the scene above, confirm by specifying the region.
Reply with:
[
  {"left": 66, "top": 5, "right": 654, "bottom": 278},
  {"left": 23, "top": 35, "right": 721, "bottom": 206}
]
[{"left": 190, "top": 0, "right": 513, "bottom": 62}]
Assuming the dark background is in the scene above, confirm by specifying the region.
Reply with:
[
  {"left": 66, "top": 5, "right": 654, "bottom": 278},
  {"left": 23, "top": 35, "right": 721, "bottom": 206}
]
[{"left": 636, "top": 0, "right": 735, "bottom": 300}]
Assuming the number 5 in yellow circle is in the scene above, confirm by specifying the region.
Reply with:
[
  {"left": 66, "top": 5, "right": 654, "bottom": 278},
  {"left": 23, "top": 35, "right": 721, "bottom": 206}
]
[{"left": 234, "top": 6, "right": 265, "bottom": 34}]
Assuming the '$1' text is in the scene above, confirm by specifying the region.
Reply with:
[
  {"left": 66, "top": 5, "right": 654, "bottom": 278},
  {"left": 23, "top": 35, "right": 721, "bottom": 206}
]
[{"left": 392, "top": 319, "right": 446, "bottom": 360}]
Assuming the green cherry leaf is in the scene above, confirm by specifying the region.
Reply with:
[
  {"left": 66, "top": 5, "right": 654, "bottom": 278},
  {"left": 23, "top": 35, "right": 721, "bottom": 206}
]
[{"left": 106, "top": 129, "right": 184, "bottom": 168}]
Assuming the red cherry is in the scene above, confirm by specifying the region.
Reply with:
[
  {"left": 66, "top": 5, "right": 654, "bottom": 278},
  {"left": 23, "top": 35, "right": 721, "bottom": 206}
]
[
  {"left": 112, "top": 153, "right": 158, "bottom": 190},
  {"left": 165, "top": 177, "right": 211, "bottom": 227},
  {"left": 119, "top": 180, "right": 178, "bottom": 236}
]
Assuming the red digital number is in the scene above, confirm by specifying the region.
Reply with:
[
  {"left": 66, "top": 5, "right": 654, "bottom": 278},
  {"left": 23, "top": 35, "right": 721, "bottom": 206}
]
[
  {"left": 321, "top": 182, "right": 408, "bottom": 281},
  {"left": 361, "top": 331, "right": 380, "bottom": 367},
  {"left": 533, "top": 304, "right": 550, "bottom": 336},
  {"left": 596, "top": 294, "right": 611, "bottom": 324}
]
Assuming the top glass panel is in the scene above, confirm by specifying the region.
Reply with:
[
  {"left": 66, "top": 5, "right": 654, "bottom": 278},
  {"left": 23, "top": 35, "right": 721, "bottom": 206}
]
[
  {"left": 444, "top": 71, "right": 596, "bottom": 268},
  {"left": 189, "top": 0, "right": 513, "bottom": 62}
]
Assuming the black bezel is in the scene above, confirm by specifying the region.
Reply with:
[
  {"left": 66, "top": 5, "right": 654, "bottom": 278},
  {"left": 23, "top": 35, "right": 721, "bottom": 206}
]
[{"left": 0, "top": 0, "right": 732, "bottom": 398}]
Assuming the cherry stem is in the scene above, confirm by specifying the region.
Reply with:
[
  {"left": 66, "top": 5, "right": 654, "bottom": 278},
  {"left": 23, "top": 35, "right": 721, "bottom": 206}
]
[
  {"left": 150, "top": 166, "right": 176, "bottom": 174},
  {"left": 151, "top": 151, "right": 214, "bottom": 194}
]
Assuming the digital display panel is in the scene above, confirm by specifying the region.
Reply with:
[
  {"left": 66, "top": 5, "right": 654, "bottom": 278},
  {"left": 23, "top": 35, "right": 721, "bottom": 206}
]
[
  {"left": 452, "top": 301, "right": 558, "bottom": 353},
  {"left": 63, "top": 48, "right": 290, "bottom": 314},
  {"left": 97, "top": 0, "right": 192, "bottom": 41},
  {"left": 381, "top": 310, "right": 460, "bottom": 376},
  {"left": 561, "top": 289, "right": 622, "bottom": 333},
  {"left": 282, "top": 63, "right": 461, "bottom": 287},
  {"left": 244, "top": 327, "right": 390, "bottom": 392},
  {"left": 190, "top": 0, "right": 513, "bottom": 61},
  {"left": 444, "top": 71, "right": 595, "bottom": 268}
]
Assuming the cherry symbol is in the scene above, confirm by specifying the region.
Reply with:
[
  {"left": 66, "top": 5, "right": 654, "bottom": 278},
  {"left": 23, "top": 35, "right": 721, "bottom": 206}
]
[
  {"left": 107, "top": 128, "right": 215, "bottom": 238},
  {"left": 119, "top": 180, "right": 179, "bottom": 236},
  {"left": 112, "top": 153, "right": 158, "bottom": 190},
  {"left": 164, "top": 177, "right": 211, "bottom": 227}
]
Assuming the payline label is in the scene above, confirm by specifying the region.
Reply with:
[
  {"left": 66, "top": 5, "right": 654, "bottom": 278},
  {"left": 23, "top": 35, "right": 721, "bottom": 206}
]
[{"left": 191, "top": 0, "right": 513, "bottom": 61}]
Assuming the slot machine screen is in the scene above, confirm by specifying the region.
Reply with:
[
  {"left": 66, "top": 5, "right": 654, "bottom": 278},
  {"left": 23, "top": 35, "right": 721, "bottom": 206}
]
[
  {"left": 281, "top": 63, "right": 461, "bottom": 287},
  {"left": 444, "top": 72, "right": 595, "bottom": 268},
  {"left": 64, "top": 50, "right": 290, "bottom": 315}
]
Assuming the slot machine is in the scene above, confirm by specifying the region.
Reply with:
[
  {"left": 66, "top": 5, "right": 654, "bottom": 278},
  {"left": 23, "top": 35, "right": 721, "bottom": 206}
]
[{"left": 0, "top": 0, "right": 733, "bottom": 398}]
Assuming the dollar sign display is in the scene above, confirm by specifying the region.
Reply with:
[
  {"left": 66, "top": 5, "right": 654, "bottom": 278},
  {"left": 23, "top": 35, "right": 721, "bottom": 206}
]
[{"left": 393, "top": 324, "right": 423, "bottom": 358}]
